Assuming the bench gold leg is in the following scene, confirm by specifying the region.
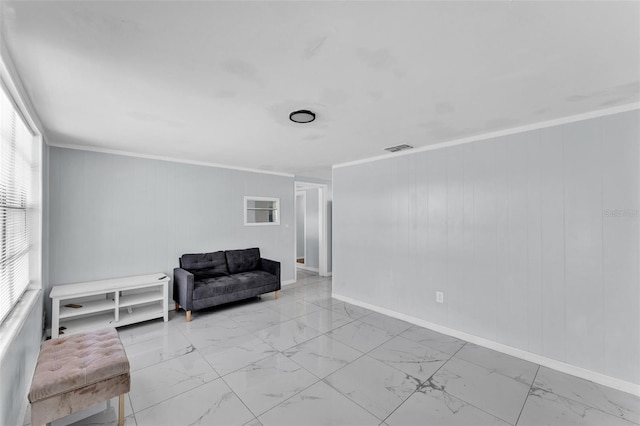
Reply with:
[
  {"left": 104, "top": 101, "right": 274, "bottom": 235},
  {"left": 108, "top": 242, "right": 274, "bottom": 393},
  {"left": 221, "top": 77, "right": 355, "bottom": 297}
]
[
  {"left": 275, "top": 290, "right": 279, "bottom": 299},
  {"left": 118, "top": 394, "right": 124, "bottom": 426},
  {"left": 186, "top": 310, "right": 192, "bottom": 322}
]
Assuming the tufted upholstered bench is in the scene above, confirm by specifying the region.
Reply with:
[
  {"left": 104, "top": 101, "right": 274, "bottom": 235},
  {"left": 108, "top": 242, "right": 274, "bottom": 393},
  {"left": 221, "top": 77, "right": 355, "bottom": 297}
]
[{"left": 28, "top": 328, "right": 130, "bottom": 426}]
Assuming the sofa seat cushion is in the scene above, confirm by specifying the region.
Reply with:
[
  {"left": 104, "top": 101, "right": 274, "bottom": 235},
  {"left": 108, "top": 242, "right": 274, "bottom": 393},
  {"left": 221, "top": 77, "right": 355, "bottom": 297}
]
[
  {"left": 226, "top": 248, "right": 260, "bottom": 274},
  {"left": 234, "top": 271, "right": 277, "bottom": 288},
  {"left": 192, "top": 271, "right": 277, "bottom": 300}
]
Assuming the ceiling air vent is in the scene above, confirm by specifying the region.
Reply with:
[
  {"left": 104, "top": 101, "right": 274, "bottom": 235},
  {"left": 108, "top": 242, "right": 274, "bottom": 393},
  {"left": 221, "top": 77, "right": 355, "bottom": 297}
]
[{"left": 384, "top": 144, "right": 414, "bottom": 153}]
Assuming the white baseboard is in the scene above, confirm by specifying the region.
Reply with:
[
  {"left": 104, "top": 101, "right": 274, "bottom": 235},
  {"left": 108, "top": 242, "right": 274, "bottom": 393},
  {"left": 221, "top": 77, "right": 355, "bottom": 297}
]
[
  {"left": 282, "top": 279, "right": 296, "bottom": 286},
  {"left": 332, "top": 293, "right": 640, "bottom": 397},
  {"left": 296, "top": 265, "right": 319, "bottom": 273}
]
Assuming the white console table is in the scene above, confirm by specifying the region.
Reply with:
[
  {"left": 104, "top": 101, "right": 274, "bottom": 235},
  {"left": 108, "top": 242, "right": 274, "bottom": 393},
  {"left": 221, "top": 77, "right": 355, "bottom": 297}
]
[{"left": 50, "top": 273, "right": 170, "bottom": 338}]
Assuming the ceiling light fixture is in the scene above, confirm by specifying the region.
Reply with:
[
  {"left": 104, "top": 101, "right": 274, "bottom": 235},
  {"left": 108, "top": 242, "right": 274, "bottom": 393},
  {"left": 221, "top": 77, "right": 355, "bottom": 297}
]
[{"left": 289, "top": 110, "right": 316, "bottom": 124}]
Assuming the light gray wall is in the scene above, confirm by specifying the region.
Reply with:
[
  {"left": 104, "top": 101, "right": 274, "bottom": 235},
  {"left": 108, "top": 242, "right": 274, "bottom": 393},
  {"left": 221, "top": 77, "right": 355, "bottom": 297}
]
[
  {"left": 305, "top": 188, "right": 320, "bottom": 269},
  {"left": 49, "top": 147, "right": 295, "bottom": 321},
  {"left": 296, "top": 193, "right": 305, "bottom": 259},
  {"left": 0, "top": 292, "right": 42, "bottom": 426},
  {"left": 333, "top": 110, "right": 640, "bottom": 385}
]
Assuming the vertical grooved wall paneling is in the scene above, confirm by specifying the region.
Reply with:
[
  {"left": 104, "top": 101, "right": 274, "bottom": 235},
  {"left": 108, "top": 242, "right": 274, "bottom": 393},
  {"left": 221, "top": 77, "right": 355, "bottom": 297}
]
[{"left": 333, "top": 110, "right": 640, "bottom": 384}]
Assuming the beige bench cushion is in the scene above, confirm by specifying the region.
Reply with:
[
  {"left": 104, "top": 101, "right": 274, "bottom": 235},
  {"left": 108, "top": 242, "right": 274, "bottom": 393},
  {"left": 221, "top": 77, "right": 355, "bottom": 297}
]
[{"left": 29, "top": 328, "right": 130, "bottom": 402}]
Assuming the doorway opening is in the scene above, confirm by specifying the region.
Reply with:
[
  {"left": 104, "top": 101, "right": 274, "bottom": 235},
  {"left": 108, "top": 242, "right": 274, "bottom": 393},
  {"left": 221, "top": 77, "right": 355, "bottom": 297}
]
[{"left": 294, "top": 181, "right": 330, "bottom": 282}]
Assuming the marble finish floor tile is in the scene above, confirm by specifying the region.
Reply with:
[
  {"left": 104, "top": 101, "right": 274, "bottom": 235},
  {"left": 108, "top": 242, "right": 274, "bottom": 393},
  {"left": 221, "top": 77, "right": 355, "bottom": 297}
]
[
  {"left": 215, "top": 297, "right": 268, "bottom": 315},
  {"left": 51, "top": 395, "right": 135, "bottom": 426},
  {"left": 227, "top": 308, "right": 292, "bottom": 332},
  {"left": 368, "top": 336, "right": 450, "bottom": 382},
  {"left": 286, "top": 283, "right": 329, "bottom": 298},
  {"left": 358, "top": 312, "right": 413, "bottom": 336},
  {"left": 533, "top": 366, "right": 640, "bottom": 424},
  {"left": 518, "top": 387, "right": 636, "bottom": 426},
  {"left": 93, "top": 275, "right": 640, "bottom": 426},
  {"left": 223, "top": 353, "right": 318, "bottom": 416},
  {"left": 454, "top": 343, "right": 538, "bottom": 386},
  {"left": 129, "top": 350, "right": 218, "bottom": 412},
  {"left": 118, "top": 320, "right": 178, "bottom": 347},
  {"left": 135, "top": 379, "right": 254, "bottom": 426},
  {"left": 176, "top": 313, "right": 251, "bottom": 349},
  {"left": 400, "top": 326, "right": 466, "bottom": 355},
  {"left": 303, "top": 293, "right": 334, "bottom": 305},
  {"left": 325, "top": 355, "right": 421, "bottom": 420},
  {"left": 297, "top": 308, "right": 353, "bottom": 333},
  {"left": 328, "top": 320, "right": 396, "bottom": 353},
  {"left": 431, "top": 357, "right": 530, "bottom": 424},
  {"left": 259, "top": 380, "right": 380, "bottom": 426},
  {"left": 256, "top": 318, "right": 323, "bottom": 351},
  {"left": 123, "top": 327, "right": 194, "bottom": 372},
  {"left": 263, "top": 299, "right": 323, "bottom": 319},
  {"left": 54, "top": 414, "right": 136, "bottom": 426},
  {"left": 284, "top": 334, "right": 363, "bottom": 378},
  {"left": 199, "top": 333, "right": 278, "bottom": 376},
  {"left": 330, "top": 301, "right": 374, "bottom": 319},
  {"left": 386, "top": 386, "right": 510, "bottom": 426},
  {"left": 309, "top": 297, "right": 347, "bottom": 310}
]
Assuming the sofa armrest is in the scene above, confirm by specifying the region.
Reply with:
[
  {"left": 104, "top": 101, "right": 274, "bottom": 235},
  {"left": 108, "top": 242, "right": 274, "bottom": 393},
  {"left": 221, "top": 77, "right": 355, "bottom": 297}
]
[
  {"left": 260, "top": 258, "right": 281, "bottom": 287},
  {"left": 173, "top": 268, "right": 194, "bottom": 310}
]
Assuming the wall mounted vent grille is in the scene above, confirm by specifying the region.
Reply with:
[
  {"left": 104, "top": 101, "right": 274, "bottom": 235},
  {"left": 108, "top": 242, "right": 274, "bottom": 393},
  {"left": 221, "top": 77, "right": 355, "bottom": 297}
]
[{"left": 384, "top": 144, "right": 414, "bottom": 153}]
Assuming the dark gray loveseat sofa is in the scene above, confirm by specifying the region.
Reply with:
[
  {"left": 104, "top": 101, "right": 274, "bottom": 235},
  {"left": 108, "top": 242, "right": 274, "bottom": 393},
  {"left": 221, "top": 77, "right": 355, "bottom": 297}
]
[{"left": 173, "top": 247, "right": 280, "bottom": 321}]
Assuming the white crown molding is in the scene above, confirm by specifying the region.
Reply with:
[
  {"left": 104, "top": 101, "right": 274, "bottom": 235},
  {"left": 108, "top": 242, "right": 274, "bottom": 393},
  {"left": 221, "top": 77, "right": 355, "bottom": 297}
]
[
  {"left": 47, "top": 142, "right": 296, "bottom": 178},
  {"left": 334, "top": 103, "right": 640, "bottom": 170},
  {"left": 332, "top": 292, "right": 640, "bottom": 397}
]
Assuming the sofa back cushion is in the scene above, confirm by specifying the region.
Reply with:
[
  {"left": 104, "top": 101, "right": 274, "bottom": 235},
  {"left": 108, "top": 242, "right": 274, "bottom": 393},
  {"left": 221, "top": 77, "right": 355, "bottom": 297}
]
[
  {"left": 180, "top": 251, "right": 229, "bottom": 279},
  {"left": 226, "top": 248, "right": 261, "bottom": 274}
]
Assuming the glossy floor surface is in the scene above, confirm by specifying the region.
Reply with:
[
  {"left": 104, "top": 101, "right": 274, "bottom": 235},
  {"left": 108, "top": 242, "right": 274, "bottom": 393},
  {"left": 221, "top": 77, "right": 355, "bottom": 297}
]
[{"left": 33, "top": 270, "right": 639, "bottom": 426}]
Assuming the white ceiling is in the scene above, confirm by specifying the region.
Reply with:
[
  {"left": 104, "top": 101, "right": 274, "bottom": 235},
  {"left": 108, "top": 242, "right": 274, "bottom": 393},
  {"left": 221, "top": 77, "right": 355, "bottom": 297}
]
[{"left": 1, "top": 1, "right": 638, "bottom": 179}]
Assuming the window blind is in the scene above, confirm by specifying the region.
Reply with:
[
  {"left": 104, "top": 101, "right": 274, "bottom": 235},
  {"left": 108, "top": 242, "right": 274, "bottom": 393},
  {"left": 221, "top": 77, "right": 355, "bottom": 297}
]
[{"left": 0, "top": 84, "right": 32, "bottom": 325}]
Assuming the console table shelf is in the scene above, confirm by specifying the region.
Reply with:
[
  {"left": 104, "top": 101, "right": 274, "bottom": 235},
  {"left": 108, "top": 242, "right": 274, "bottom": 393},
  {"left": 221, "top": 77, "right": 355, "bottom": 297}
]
[{"left": 51, "top": 273, "right": 170, "bottom": 338}]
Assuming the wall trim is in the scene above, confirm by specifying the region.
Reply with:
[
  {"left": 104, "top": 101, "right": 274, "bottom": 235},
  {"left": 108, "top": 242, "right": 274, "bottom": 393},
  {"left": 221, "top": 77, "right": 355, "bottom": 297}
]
[
  {"left": 333, "top": 103, "right": 640, "bottom": 170},
  {"left": 282, "top": 279, "right": 296, "bottom": 286},
  {"left": 296, "top": 265, "right": 319, "bottom": 273},
  {"left": 332, "top": 292, "right": 640, "bottom": 397},
  {"left": 48, "top": 142, "right": 295, "bottom": 178}
]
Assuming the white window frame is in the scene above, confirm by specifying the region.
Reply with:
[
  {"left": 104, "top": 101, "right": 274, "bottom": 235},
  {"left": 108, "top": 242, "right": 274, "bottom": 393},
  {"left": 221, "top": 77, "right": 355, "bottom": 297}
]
[
  {"left": 244, "top": 196, "right": 280, "bottom": 226},
  {"left": 0, "top": 45, "right": 43, "bottom": 328}
]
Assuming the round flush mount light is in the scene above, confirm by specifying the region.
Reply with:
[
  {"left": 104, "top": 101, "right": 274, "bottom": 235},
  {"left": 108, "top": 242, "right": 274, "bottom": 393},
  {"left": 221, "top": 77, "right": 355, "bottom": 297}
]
[{"left": 289, "top": 109, "right": 316, "bottom": 124}]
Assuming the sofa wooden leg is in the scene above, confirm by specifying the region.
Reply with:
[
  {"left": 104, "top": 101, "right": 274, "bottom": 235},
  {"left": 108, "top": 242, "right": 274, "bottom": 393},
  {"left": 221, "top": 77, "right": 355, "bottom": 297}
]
[
  {"left": 118, "top": 394, "right": 124, "bottom": 426},
  {"left": 275, "top": 290, "right": 279, "bottom": 300},
  {"left": 186, "top": 310, "right": 192, "bottom": 322},
  {"left": 175, "top": 303, "right": 179, "bottom": 311}
]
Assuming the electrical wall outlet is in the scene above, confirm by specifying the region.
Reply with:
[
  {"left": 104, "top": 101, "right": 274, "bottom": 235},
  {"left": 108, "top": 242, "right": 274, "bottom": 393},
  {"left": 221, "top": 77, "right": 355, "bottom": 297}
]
[{"left": 436, "top": 291, "right": 444, "bottom": 304}]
